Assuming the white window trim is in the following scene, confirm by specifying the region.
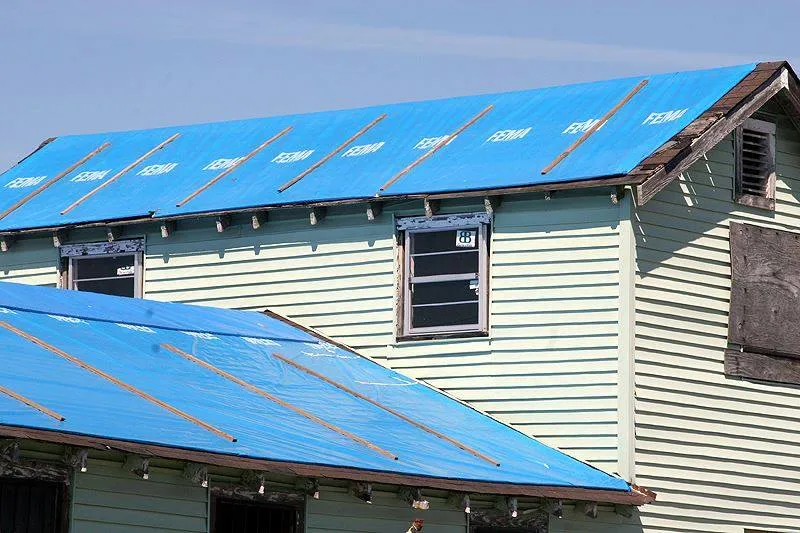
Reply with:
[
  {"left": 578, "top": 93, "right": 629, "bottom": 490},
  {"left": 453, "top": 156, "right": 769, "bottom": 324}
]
[{"left": 397, "top": 214, "right": 489, "bottom": 339}]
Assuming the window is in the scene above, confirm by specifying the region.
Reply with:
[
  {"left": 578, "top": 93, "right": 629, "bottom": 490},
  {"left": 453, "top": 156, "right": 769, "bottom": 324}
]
[
  {"left": 734, "top": 117, "right": 776, "bottom": 210},
  {"left": 0, "top": 478, "right": 66, "bottom": 533},
  {"left": 211, "top": 498, "right": 299, "bottom": 533},
  {"left": 61, "top": 239, "right": 144, "bottom": 298},
  {"left": 397, "top": 213, "right": 489, "bottom": 338},
  {"left": 726, "top": 222, "right": 800, "bottom": 386}
]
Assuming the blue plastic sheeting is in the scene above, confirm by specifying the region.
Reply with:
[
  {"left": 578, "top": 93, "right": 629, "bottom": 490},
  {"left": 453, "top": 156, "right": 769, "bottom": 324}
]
[
  {"left": 0, "top": 282, "right": 630, "bottom": 492},
  {"left": 0, "top": 64, "right": 755, "bottom": 231}
]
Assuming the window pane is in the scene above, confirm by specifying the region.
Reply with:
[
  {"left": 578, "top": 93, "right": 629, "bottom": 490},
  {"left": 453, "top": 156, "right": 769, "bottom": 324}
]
[
  {"left": 411, "top": 250, "right": 478, "bottom": 277},
  {"left": 73, "top": 255, "right": 135, "bottom": 280},
  {"left": 75, "top": 278, "right": 135, "bottom": 298},
  {"left": 411, "top": 229, "right": 478, "bottom": 254},
  {"left": 412, "top": 280, "right": 479, "bottom": 306},
  {"left": 412, "top": 302, "right": 479, "bottom": 328}
]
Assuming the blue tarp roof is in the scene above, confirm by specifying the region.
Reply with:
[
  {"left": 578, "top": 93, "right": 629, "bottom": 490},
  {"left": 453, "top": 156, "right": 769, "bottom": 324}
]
[
  {"left": 0, "top": 282, "right": 630, "bottom": 493},
  {"left": 0, "top": 63, "right": 756, "bottom": 232}
]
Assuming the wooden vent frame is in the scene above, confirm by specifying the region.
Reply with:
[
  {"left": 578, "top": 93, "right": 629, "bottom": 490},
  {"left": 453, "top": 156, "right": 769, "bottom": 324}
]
[{"left": 734, "top": 117, "right": 776, "bottom": 210}]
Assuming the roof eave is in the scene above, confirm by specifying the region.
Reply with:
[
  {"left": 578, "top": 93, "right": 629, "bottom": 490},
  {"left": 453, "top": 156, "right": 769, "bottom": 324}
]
[
  {"left": 633, "top": 60, "right": 800, "bottom": 204},
  {"left": 0, "top": 424, "right": 655, "bottom": 506}
]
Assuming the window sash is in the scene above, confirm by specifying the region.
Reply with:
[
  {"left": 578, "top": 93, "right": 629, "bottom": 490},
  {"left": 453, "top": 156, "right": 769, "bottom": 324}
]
[
  {"left": 402, "top": 223, "right": 488, "bottom": 336},
  {"left": 67, "top": 251, "right": 143, "bottom": 298}
]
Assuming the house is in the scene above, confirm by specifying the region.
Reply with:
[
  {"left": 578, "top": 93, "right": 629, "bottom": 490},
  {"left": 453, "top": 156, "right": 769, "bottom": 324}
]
[
  {"left": 0, "top": 282, "right": 648, "bottom": 533},
  {"left": 0, "top": 60, "right": 798, "bottom": 532}
]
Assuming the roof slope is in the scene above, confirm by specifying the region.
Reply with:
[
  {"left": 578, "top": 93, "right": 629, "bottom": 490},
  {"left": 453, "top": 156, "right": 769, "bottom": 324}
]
[
  {"left": 0, "top": 64, "right": 758, "bottom": 232},
  {"left": 0, "top": 282, "right": 647, "bottom": 503}
]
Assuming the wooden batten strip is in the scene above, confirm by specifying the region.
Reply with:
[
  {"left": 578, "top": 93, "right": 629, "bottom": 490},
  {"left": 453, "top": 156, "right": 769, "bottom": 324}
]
[
  {"left": 0, "top": 322, "right": 235, "bottom": 442},
  {"left": 0, "top": 142, "right": 112, "bottom": 221},
  {"left": 61, "top": 133, "right": 181, "bottom": 215},
  {"left": 541, "top": 79, "right": 649, "bottom": 174},
  {"left": 160, "top": 343, "right": 397, "bottom": 461},
  {"left": 271, "top": 352, "right": 500, "bottom": 466},
  {"left": 380, "top": 104, "right": 494, "bottom": 191},
  {"left": 278, "top": 114, "right": 388, "bottom": 193},
  {"left": 177, "top": 126, "right": 293, "bottom": 207},
  {"left": 0, "top": 384, "right": 65, "bottom": 421}
]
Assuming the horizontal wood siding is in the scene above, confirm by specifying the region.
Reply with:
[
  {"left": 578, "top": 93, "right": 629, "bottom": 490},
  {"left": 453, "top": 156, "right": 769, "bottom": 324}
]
[
  {"left": 0, "top": 237, "right": 59, "bottom": 287},
  {"left": 71, "top": 460, "right": 208, "bottom": 533},
  {"left": 633, "top": 105, "right": 800, "bottom": 532},
  {"left": 306, "top": 486, "right": 463, "bottom": 533},
  {"left": 142, "top": 193, "right": 622, "bottom": 472}
]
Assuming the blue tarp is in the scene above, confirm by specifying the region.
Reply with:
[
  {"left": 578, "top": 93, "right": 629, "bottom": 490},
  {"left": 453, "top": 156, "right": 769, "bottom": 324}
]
[
  {"left": 0, "top": 282, "right": 629, "bottom": 492},
  {"left": 0, "top": 64, "right": 756, "bottom": 231}
]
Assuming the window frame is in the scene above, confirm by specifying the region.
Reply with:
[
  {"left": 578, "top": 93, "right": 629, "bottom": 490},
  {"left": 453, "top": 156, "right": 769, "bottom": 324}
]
[
  {"left": 396, "top": 213, "right": 490, "bottom": 340},
  {"left": 60, "top": 239, "right": 144, "bottom": 298},
  {"left": 734, "top": 117, "right": 777, "bottom": 211}
]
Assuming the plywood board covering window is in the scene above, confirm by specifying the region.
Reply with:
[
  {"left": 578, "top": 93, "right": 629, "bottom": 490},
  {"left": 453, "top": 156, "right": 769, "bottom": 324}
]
[
  {"left": 397, "top": 213, "right": 489, "bottom": 338},
  {"left": 726, "top": 222, "right": 800, "bottom": 385},
  {"left": 61, "top": 239, "right": 144, "bottom": 298},
  {"left": 734, "top": 117, "right": 776, "bottom": 210}
]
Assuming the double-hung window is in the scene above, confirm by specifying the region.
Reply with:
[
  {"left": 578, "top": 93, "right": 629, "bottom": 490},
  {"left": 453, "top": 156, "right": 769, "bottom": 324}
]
[
  {"left": 61, "top": 239, "right": 144, "bottom": 298},
  {"left": 397, "top": 213, "right": 489, "bottom": 338}
]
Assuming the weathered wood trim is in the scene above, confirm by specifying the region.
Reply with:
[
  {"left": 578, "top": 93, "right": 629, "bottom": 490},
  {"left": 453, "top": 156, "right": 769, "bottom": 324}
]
[
  {"left": 0, "top": 425, "right": 654, "bottom": 505},
  {"left": 0, "top": 458, "right": 70, "bottom": 483},
  {"left": 210, "top": 482, "right": 304, "bottom": 506},
  {"left": 396, "top": 212, "right": 490, "bottom": 231},
  {"left": 636, "top": 67, "right": 790, "bottom": 204},
  {"left": 468, "top": 507, "right": 547, "bottom": 531},
  {"left": 725, "top": 349, "right": 800, "bottom": 386},
  {"left": 59, "top": 238, "right": 144, "bottom": 257}
]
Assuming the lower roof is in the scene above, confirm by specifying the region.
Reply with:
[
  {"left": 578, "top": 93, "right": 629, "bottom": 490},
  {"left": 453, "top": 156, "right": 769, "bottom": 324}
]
[{"left": 0, "top": 282, "right": 649, "bottom": 504}]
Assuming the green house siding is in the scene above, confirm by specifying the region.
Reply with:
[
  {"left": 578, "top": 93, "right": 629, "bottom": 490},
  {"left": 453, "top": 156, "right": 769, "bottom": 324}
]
[
  {"left": 71, "top": 461, "right": 208, "bottom": 533},
  {"left": 140, "top": 191, "right": 623, "bottom": 472},
  {"left": 306, "top": 487, "right": 464, "bottom": 533},
  {"left": 633, "top": 104, "right": 800, "bottom": 531}
]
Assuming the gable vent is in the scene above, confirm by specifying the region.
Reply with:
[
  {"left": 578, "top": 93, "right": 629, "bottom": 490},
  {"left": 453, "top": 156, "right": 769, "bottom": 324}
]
[{"left": 735, "top": 118, "right": 776, "bottom": 210}]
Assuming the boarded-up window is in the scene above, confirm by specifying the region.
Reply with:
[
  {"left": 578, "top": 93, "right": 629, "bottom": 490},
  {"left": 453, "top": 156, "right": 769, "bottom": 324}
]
[
  {"left": 211, "top": 498, "right": 298, "bottom": 533},
  {"left": 726, "top": 222, "right": 800, "bottom": 385},
  {"left": 0, "top": 478, "right": 65, "bottom": 533}
]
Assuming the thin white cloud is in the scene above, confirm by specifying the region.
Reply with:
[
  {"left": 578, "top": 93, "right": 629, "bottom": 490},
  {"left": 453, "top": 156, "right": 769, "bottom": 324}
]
[{"left": 42, "top": 1, "right": 764, "bottom": 69}]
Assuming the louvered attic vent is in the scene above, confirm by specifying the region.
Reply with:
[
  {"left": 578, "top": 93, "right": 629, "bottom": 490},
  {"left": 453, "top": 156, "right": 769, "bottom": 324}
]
[{"left": 734, "top": 117, "right": 776, "bottom": 210}]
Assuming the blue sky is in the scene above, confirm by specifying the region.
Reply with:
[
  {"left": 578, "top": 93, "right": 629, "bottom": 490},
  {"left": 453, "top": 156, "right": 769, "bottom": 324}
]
[{"left": 2, "top": 0, "right": 798, "bottom": 171}]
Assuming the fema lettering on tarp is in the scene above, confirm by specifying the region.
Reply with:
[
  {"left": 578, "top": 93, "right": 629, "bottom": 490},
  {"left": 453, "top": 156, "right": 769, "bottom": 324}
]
[
  {"left": 341, "top": 142, "right": 384, "bottom": 158},
  {"left": 642, "top": 108, "right": 688, "bottom": 125},
  {"left": 563, "top": 119, "right": 602, "bottom": 134},
  {"left": 137, "top": 163, "right": 178, "bottom": 176},
  {"left": 4, "top": 176, "right": 47, "bottom": 188},
  {"left": 414, "top": 135, "right": 450, "bottom": 150},
  {"left": 272, "top": 150, "right": 315, "bottom": 164},
  {"left": 485, "top": 127, "right": 532, "bottom": 143},
  {"left": 203, "top": 157, "right": 245, "bottom": 171},
  {"left": 71, "top": 170, "right": 111, "bottom": 182}
]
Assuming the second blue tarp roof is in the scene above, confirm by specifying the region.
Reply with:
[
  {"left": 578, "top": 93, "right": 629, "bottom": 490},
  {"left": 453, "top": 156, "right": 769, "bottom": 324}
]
[{"left": 0, "top": 282, "right": 630, "bottom": 493}]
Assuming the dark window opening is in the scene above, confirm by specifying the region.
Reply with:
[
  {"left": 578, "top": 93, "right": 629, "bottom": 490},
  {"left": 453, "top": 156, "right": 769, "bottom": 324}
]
[
  {"left": 211, "top": 498, "right": 298, "bottom": 533},
  {"left": 0, "top": 478, "right": 66, "bottom": 533},
  {"left": 61, "top": 240, "right": 143, "bottom": 298}
]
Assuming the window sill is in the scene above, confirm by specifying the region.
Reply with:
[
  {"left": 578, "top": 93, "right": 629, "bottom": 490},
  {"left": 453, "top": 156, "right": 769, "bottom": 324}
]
[
  {"left": 395, "top": 330, "right": 489, "bottom": 343},
  {"left": 724, "top": 349, "right": 800, "bottom": 386}
]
